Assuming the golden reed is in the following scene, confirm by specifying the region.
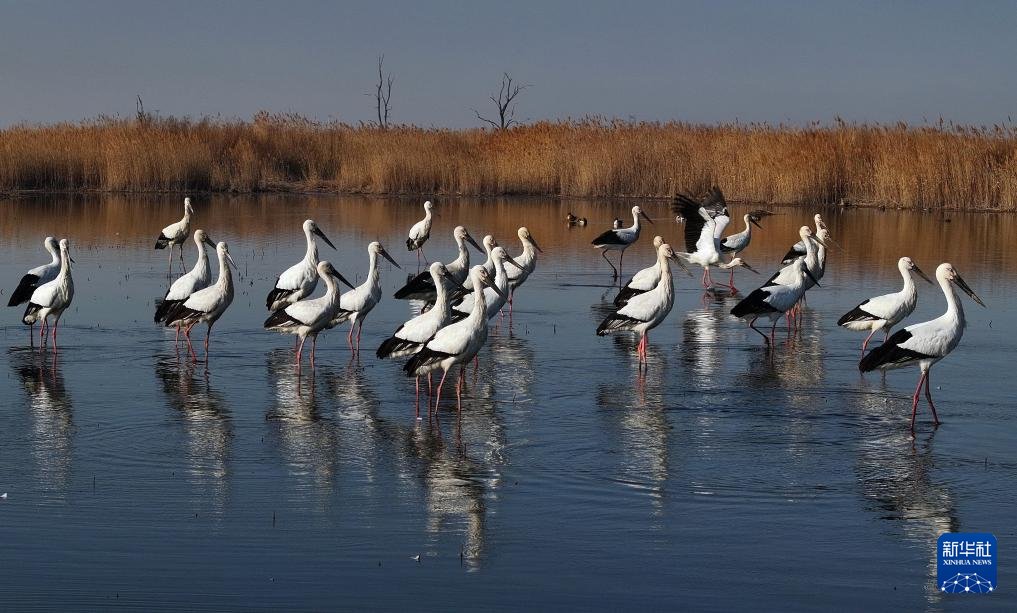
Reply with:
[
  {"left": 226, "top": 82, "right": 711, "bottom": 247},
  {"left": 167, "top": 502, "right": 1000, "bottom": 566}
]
[{"left": 2, "top": 114, "right": 1015, "bottom": 210}]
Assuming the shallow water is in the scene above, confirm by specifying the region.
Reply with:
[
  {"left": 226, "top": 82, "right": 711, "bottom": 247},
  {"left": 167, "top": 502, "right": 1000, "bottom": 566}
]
[{"left": 0, "top": 194, "right": 1014, "bottom": 611}]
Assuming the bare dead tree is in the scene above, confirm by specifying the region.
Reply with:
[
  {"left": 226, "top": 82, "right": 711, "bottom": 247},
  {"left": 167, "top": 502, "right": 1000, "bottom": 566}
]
[
  {"left": 372, "top": 55, "right": 393, "bottom": 129},
  {"left": 473, "top": 73, "right": 529, "bottom": 130},
  {"left": 136, "top": 95, "right": 149, "bottom": 123}
]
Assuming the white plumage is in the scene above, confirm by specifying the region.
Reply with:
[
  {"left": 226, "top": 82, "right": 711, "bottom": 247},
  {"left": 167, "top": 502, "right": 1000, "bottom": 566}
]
[
  {"left": 379, "top": 262, "right": 464, "bottom": 360},
  {"left": 264, "top": 260, "right": 350, "bottom": 365},
  {"left": 266, "top": 219, "right": 338, "bottom": 311},
  {"left": 613, "top": 236, "right": 666, "bottom": 306},
  {"left": 22, "top": 239, "right": 74, "bottom": 346},
  {"left": 406, "top": 200, "right": 434, "bottom": 264},
  {"left": 163, "top": 241, "right": 237, "bottom": 361},
  {"left": 780, "top": 213, "right": 827, "bottom": 264},
  {"left": 393, "top": 226, "right": 481, "bottom": 301},
  {"left": 8, "top": 236, "right": 60, "bottom": 307},
  {"left": 154, "top": 197, "right": 195, "bottom": 270},
  {"left": 838, "top": 256, "right": 933, "bottom": 354},
  {"left": 452, "top": 246, "right": 522, "bottom": 320},
  {"left": 860, "top": 263, "right": 986, "bottom": 431},
  {"left": 461, "top": 235, "right": 498, "bottom": 293},
  {"left": 730, "top": 255, "right": 820, "bottom": 345},
  {"left": 505, "top": 226, "right": 542, "bottom": 307},
  {"left": 330, "top": 241, "right": 401, "bottom": 350},
  {"left": 154, "top": 230, "right": 216, "bottom": 326}
]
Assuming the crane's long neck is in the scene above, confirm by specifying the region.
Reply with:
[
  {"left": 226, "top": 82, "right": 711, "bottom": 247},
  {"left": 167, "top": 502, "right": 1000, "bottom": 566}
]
[
  {"left": 493, "top": 258, "right": 508, "bottom": 291},
  {"left": 743, "top": 216, "right": 753, "bottom": 236},
  {"left": 48, "top": 245, "right": 60, "bottom": 266},
  {"left": 367, "top": 251, "right": 380, "bottom": 287},
  {"left": 940, "top": 275, "right": 964, "bottom": 328},
  {"left": 304, "top": 231, "right": 318, "bottom": 263},
  {"left": 658, "top": 254, "right": 674, "bottom": 298},
  {"left": 470, "top": 278, "right": 488, "bottom": 326},
  {"left": 454, "top": 237, "right": 469, "bottom": 268},
  {"left": 899, "top": 264, "right": 916, "bottom": 297},
  {"left": 482, "top": 247, "right": 494, "bottom": 271},
  {"left": 323, "top": 273, "right": 340, "bottom": 305},
  {"left": 217, "top": 252, "right": 233, "bottom": 291},
  {"left": 58, "top": 249, "right": 71, "bottom": 279},
  {"left": 432, "top": 274, "right": 451, "bottom": 316},
  {"left": 631, "top": 211, "right": 641, "bottom": 233},
  {"left": 193, "top": 242, "right": 210, "bottom": 276}
]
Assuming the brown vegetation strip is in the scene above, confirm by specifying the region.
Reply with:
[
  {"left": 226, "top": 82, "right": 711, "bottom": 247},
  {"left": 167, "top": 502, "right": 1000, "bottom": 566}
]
[{"left": 2, "top": 115, "right": 1016, "bottom": 210}]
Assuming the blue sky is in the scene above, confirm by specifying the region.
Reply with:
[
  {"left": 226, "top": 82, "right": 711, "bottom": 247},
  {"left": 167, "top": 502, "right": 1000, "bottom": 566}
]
[{"left": 1, "top": 0, "right": 1014, "bottom": 127}]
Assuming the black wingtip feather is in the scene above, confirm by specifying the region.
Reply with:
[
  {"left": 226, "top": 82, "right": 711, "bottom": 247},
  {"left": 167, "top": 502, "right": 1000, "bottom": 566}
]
[
  {"left": 393, "top": 270, "right": 434, "bottom": 299},
  {"left": 376, "top": 336, "right": 419, "bottom": 359},
  {"left": 730, "top": 289, "right": 776, "bottom": 318},
  {"left": 8, "top": 274, "right": 39, "bottom": 307},
  {"left": 837, "top": 301, "right": 876, "bottom": 326},
  {"left": 859, "top": 329, "right": 933, "bottom": 372},
  {"left": 403, "top": 347, "right": 452, "bottom": 376},
  {"left": 596, "top": 312, "right": 641, "bottom": 336},
  {"left": 154, "top": 298, "right": 184, "bottom": 323},
  {"left": 264, "top": 308, "right": 302, "bottom": 330},
  {"left": 266, "top": 286, "right": 294, "bottom": 310},
  {"left": 22, "top": 302, "right": 43, "bottom": 324},
  {"left": 612, "top": 285, "right": 645, "bottom": 307}
]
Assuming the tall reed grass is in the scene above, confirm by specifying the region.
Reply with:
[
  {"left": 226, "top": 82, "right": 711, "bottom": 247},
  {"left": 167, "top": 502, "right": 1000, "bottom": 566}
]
[{"left": 2, "top": 114, "right": 1015, "bottom": 210}]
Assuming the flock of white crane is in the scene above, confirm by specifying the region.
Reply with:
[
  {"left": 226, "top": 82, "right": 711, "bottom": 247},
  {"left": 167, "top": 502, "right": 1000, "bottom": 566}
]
[{"left": 6, "top": 190, "right": 986, "bottom": 429}]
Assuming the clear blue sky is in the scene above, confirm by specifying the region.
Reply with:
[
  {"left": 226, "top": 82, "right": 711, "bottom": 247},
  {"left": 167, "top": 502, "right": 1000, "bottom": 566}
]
[{"left": 1, "top": 0, "right": 1014, "bottom": 128}]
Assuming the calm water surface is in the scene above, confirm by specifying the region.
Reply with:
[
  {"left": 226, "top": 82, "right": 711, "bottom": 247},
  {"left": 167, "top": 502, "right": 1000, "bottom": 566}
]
[{"left": 0, "top": 195, "right": 1014, "bottom": 611}]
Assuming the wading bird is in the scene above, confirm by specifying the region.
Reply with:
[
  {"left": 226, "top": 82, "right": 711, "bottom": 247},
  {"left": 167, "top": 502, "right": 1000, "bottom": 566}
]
[
  {"left": 719, "top": 213, "right": 764, "bottom": 289},
  {"left": 155, "top": 230, "right": 217, "bottom": 340},
  {"left": 9, "top": 236, "right": 60, "bottom": 309},
  {"left": 839, "top": 257, "right": 934, "bottom": 354},
  {"left": 163, "top": 242, "right": 237, "bottom": 362},
  {"left": 614, "top": 236, "right": 695, "bottom": 306},
  {"left": 266, "top": 219, "right": 342, "bottom": 312},
  {"left": 264, "top": 261, "right": 353, "bottom": 367},
  {"left": 404, "top": 266, "right": 504, "bottom": 414},
  {"left": 394, "top": 226, "right": 482, "bottom": 301},
  {"left": 780, "top": 213, "right": 827, "bottom": 264},
  {"left": 330, "top": 241, "right": 401, "bottom": 352},
  {"left": 154, "top": 197, "right": 195, "bottom": 271},
  {"left": 406, "top": 200, "right": 434, "bottom": 266},
  {"left": 673, "top": 196, "right": 729, "bottom": 288},
  {"left": 730, "top": 258, "right": 821, "bottom": 345},
  {"left": 505, "top": 227, "right": 542, "bottom": 313},
  {"left": 591, "top": 205, "right": 654, "bottom": 278},
  {"left": 596, "top": 242, "right": 684, "bottom": 365},
  {"left": 22, "top": 239, "right": 74, "bottom": 348},
  {"left": 461, "top": 235, "right": 498, "bottom": 293},
  {"left": 859, "top": 263, "right": 986, "bottom": 431}
]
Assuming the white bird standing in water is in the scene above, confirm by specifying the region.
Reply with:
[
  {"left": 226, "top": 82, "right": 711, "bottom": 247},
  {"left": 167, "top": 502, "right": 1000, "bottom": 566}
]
[
  {"left": 264, "top": 261, "right": 353, "bottom": 367},
  {"left": 780, "top": 213, "right": 827, "bottom": 264},
  {"left": 838, "top": 257, "right": 934, "bottom": 355},
  {"left": 860, "top": 263, "right": 986, "bottom": 431},
  {"left": 266, "top": 219, "right": 342, "bottom": 312},
  {"left": 406, "top": 200, "right": 434, "bottom": 266},
  {"left": 163, "top": 242, "right": 237, "bottom": 362},
  {"left": 505, "top": 227, "right": 543, "bottom": 314},
  {"left": 590, "top": 206, "right": 654, "bottom": 278},
  {"left": 22, "top": 239, "right": 74, "bottom": 348},
  {"left": 404, "top": 266, "right": 504, "bottom": 414},
  {"left": 394, "top": 226, "right": 482, "bottom": 301},
  {"left": 674, "top": 202, "right": 726, "bottom": 288},
  {"left": 154, "top": 229, "right": 218, "bottom": 340},
  {"left": 719, "top": 213, "right": 764, "bottom": 289},
  {"left": 596, "top": 242, "right": 684, "bottom": 365},
  {"left": 461, "top": 235, "right": 498, "bottom": 292},
  {"left": 9, "top": 236, "right": 60, "bottom": 309},
  {"left": 154, "top": 197, "right": 195, "bottom": 271},
  {"left": 330, "top": 241, "right": 401, "bottom": 352},
  {"left": 730, "top": 258, "right": 821, "bottom": 346}
]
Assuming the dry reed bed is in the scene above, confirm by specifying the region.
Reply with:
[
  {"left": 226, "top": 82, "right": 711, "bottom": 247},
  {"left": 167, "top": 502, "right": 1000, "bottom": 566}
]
[{"left": 2, "top": 115, "right": 1016, "bottom": 210}]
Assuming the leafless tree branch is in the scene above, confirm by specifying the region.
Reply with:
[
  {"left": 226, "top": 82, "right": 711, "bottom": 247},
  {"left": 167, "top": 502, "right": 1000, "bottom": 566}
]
[
  {"left": 476, "top": 73, "right": 529, "bottom": 129},
  {"left": 372, "top": 54, "right": 393, "bottom": 129}
]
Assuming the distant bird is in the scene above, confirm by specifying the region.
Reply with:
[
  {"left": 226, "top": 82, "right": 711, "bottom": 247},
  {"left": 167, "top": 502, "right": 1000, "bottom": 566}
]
[
  {"left": 860, "top": 263, "right": 986, "bottom": 431},
  {"left": 730, "top": 258, "right": 821, "bottom": 345},
  {"left": 8, "top": 236, "right": 60, "bottom": 308},
  {"left": 264, "top": 261, "right": 353, "bottom": 366},
  {"left": 505, "top": 227, "right": 542, "bottom": 313},
  {"left": 266, "top": 219, "right": 342, "bottom": 312},
  {"left": 719, "top": 213, "right": 764, "bottom": 290},
  {"left": 163, "top": 242, "right": 237, "bottom": 362},
  {"left": 591, "top": 205, "right": 653, "bottom": 278},
  {"left": 596, "top": 242, "right": 683, "bottom": 364},
  {"left": 404, "top": 266, "right": 504, "bottom": 413},
  {"left": 577, "top": 218, "right": 589, "bottom": 227},
  {"left": 780, "top": 213, "right": 827, "bottom": 264},
  {"left": 612, "top": 218, "right": 624, "bottom": 229},
  {"left": 22, "top": 239, "right": 74, "bottom": 347},
  {"left": 154, "top": 230, "right": 217, "bottom": 340},
  {"left": 838, "top": 257, "right": 934, "bottom": 355},
  {"left": 330, "top": 241, "right": 401, "bottom": 351},
  {"left": 614, "top": 236, "right": 694, "bottom": 306},
  {"left": 406, "top": 200, "right": 434, "bottom": 266},
  {"left": 673, "top": 194, "right": 729, "bottom": 288},
  {"left": 154, "top": 197, "right": 195, "bottom": 271},
  {"left": 451, "top": 246, "right": 522, "bottom": 321},
  {"left": 765, "top": 227, "right": 822, "bottom": 287},
  {"left": 394, "top": 226, "right": 481, "bottom": 301}
]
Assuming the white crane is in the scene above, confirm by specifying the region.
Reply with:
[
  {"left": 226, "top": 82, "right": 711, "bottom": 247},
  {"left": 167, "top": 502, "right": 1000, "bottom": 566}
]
[
  {"left": 859, "top": 263, "right": 986, "bottom": 431},
  {"left": 329, "top": 241, "right": 400, "bottom": 351},
  {"left": 403, "top": 266, "right": 504, "bottom": 414},
  {"left": 163, "top": 242, "right": 237, "bottom": 362},
  {"left": 406, "top": 200, "right": 434, "bottom": 266},
  {"left": 596, "top": 242, "right": 684, "bottom": 365},
  {"left": 779, "top": 213, "right": 827, "bottom": 264},
  {"left": 673, "top": 198, "right": 728, "bottom": 288},
  {"left": 613, "top": 236, "right": 695, "bottom": 306},
  {"left": 264, "top": 261, "right": 352, "bottom": 367},
  {"left": 505, "top": 227, "right": 543, "bottom": 313},
  {"left": 460, "top": 235, "right": 498, "bottom": 293},
  {"left": 591, "top": 205, "right": 654, "bottom": 278},
  {"left": 839, "top": 257, "right": 934, "bottom": 354},
  {"left": 394, "top": 225, "right": 482, "bottom": 301},
  {"left": 8, "top": 236, "right": 60, "bottom": 309},
  {"left": 22, "top": 238, "right": 74, "bottom": 348},
  {"left": 155, "top": 229, "right": 218, "bottom": 341},
  {"left": 154, "top": 197, "right": 195, "bottom": 271},
  {"left": 719, "top": 213, "right": 764, "bottom": 289},
  {"left": 730, "top": 257, "right": 821, "bottom": 346},
  {"left": 266, "top": 219, "right": 342, "bottom": 312},
  {"left": 451, "top": 246, "right": 523, "bottom": 321}
]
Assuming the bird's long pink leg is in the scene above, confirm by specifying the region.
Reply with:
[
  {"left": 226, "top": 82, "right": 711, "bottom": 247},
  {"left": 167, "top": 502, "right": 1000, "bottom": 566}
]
[
  {"left": 861, "top": 328, "right": 878, "bottom": 356},
  {"left": 296, "top": 336, "right": 305, "bottom": 364},
  {"left": 415, "top": 376, "right": 420, "bottom": 417},
  {"left": 770, "top": 318, "right": 778, "bottom": 343},
  {"left": 204, "top": 324, "right": 212, "bottom": 362},
  {"left": 701, "top": 268, "right": 709, "bottom": 288},
  {"left": 434, "top": 369, "right": 450, "bottom": 413},
  {"left": 727, "top": 269, "right": 736, "bottom": 292},
  {"left": 175, "top": 325, "right": 180, "bottom": 344},
  {"left": 456, "top": 365, "right": 465, "bottom": 415},
  {"left": 184, "top": 323, "right": 197, "bottom": 361},
  {"left": 356, "top": 320, "right": 364, "bottom": 353},
  {"left": 51, "top": 318, "right": 59, "bottom": 351},
  {"left": 910, "top": 371, "right": 928, "bottom": 431},
  {"left": 924, "top": 369, "right": 940, "bottom": 425},
  {"left": 347, "top": 321, "right": 355, "bottom": 349}
]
